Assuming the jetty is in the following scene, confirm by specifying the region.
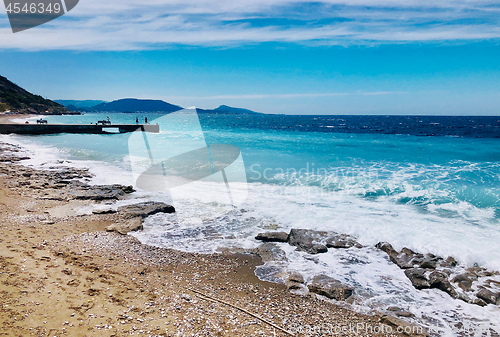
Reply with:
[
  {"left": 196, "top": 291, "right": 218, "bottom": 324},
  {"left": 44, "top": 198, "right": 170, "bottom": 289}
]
[{"left": 0, "top": 123, "right": 160, "bottom": 135}]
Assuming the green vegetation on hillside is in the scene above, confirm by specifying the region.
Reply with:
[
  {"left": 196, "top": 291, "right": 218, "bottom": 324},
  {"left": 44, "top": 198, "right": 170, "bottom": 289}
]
[{"left": 0, "top": 75, "right": 70, "bottom": 115}]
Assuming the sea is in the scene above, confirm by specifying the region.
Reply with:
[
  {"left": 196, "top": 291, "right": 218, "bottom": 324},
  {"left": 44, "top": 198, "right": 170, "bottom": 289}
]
[{"left": 2, "top": 112, "right": 500, "bottom": 336}]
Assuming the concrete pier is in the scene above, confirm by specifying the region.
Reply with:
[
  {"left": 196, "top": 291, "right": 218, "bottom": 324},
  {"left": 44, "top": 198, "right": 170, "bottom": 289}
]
[{"left": 0, "top": 123, "right": 160, "bottom": 135}]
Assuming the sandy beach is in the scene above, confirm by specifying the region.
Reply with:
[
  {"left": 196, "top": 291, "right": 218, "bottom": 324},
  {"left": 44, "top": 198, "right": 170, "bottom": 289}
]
[
  {"left": 0, "top": 131, "right": 423, "bottom": 337},
  {"left": 0, "top": 114, "right": 35, "bottom": 124}
]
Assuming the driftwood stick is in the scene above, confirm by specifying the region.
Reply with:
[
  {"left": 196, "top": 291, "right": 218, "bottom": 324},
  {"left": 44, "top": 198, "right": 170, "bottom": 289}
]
[{"left": 186, "top": 287, "right": 296, "bottom": 336}]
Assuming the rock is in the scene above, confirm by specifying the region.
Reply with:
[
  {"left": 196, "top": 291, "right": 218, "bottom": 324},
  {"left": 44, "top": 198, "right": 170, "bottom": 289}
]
[
  {"left": 386, "top": 247, "right": 441, "bottom": 270},
  {"left": 404, "top": 268, "right": 430, "bottom": 290},
  {"left": 467, "top": 266, "right": 499, "bottom": 278},
  {"left": 106, "top": 218, "right": 143, "bottom": 235},
  {"left": 255, "top": 232, "right": 289, "bottom": 243},
  {"left": 485, "top": 279, "right": 500, "bottom": 288},
  {"left": 429, "top": 271, "right": 458, "bottom": 298},
  {"left": 439, "top": 256, "right": 458, "bottom": 268},
  {"left": 287, "top": 229, "right": 331, "bottom": 254},
  {"left": 325, "top": 234, "right": 362, "bottom": 249},
  {"left": 307, "top": 244, "right": 328, "bottom": 254},
  {"left": 307, "top": 274, "right": 354, "bottom": 301},
  {"left": 288, "top": 271, "right": 304, "bottom": 284},
  {"left": 375, "top": 242, "right": 397, "bottom": 255},
  {"left": 254, "top": 243, "right": 287, "bottom": 262},
  {"left": 379, "top": 315, "right": 427, "bottom": 337},
  {"left": 117, "top": 202, "right": 175, "bottom": 219},
  {"left": 476, "top": 288, "right": 499, "bottom": 305},
  {"left": 473, "top": 298, "right": 487, "bottom": 307},
  {"left": 286, "top": 272, "right": 305, "bottom": 290},
  {"left": 181, "top": 294, "right": 192, "bottom": 301},
  {"left": 416, "top": 256, "right": 440, "bottom": 269},
  {"left": 457, "top": 292, "right": 471, "bottom": 303},
  {"left": 387, "top": 307, "right": 415, "bottom": 318},
  {"left": 92, "top": 208, "right": 117, "bottom": 215},
  {"left": 121, "top": 185, "right": 135, "bottom": 194},
  {"left": 70, "top": 184, "right": 133, "bottom": 201},
  {"left": 390, "top": 249, "right": 417, "bottom": 269},
  {"left": 451, "top": 273, "right": 476, "bottom": 292}
]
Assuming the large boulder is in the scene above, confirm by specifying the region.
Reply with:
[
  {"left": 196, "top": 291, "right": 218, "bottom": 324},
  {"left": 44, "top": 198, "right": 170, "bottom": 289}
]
[
  {"left": 429, "top": 271, "right": 458, "bottom": 298},
  {"left": 254, "top": 243, "right": 287, "bottom": 262},
  {"left": 404, "top": 268, "right": 430, "bottom": 290},
  {"left": 287, "top": 229, "right": 331, "bottom": 254},
  {"left": 307, "top": 274, "right": 354, "bottom": 301},
  {"left": 255, "top": 232, "right": 289, "bottom": 243},
  {"left": 117, "top": 202, "right": 175, "bottom": 219}
]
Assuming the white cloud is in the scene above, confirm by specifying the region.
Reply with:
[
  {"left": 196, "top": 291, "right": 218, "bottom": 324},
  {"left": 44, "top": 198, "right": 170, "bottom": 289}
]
[{"left": 0, "top": 0, "right": 499, "bottom": 50}]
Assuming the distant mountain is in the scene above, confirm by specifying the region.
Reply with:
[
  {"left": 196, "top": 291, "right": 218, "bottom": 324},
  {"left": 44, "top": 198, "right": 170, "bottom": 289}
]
[
  {"left": 197, "top": 105, "right": 262, "bottom": 114},
  {"left": 92, "top": 98, "right": 182, "bottom": 113},
  {"left": 55, "top": 100, "right": 106, "bottom": 109},
  {"left": 0, "top": 75, "right": 70, "bottom": 115}
]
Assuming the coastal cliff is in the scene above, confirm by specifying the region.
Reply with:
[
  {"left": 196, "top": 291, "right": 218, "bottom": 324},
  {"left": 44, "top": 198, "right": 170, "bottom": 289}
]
[{"left": 0, "top": 75, "right": 72, "bottom": 115}]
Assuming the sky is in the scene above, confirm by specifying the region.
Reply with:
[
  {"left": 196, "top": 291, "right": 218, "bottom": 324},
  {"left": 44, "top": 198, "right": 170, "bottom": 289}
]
[{"left": 1, "top": 0, "right": 500, "bottom": 115}]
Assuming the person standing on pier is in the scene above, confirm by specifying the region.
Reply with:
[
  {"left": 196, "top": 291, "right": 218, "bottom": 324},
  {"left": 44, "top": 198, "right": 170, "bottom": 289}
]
[
  {"left": 136, "top": 117, "right": 139, "bottom": 124},
  {"left": 145, "top": 117, "right": 148, "bottom": 124}
]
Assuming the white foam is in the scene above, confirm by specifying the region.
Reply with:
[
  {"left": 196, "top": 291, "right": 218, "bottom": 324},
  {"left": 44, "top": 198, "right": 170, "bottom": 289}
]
[
  {"left": 132, "top": 181, "right": 500, "bottom": 335},
  {"left": 3, "top": 133, "right": 500, "bottom": 335}
]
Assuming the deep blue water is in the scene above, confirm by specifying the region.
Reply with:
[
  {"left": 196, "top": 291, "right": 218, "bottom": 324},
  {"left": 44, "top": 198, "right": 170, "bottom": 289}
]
[{"left": 197, "top": 114, "right": 500, "bottom": 138}]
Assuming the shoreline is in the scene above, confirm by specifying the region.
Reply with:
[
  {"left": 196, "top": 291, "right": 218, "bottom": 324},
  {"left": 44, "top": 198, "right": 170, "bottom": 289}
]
[
  {"left": 0, "top": 140, "right": 415, "bottom": 336},
  {"left": 0, "top": 114, "right": 37, "bottom": 124}
]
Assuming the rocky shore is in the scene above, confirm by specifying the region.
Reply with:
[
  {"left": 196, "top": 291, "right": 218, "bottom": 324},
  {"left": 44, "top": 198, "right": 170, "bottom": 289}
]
[
  {"left": 252, "top": 229, "right": 500, "bottom": 309},
  {"left": 0, "top": 141, "right": 415, "bottom": 337}
]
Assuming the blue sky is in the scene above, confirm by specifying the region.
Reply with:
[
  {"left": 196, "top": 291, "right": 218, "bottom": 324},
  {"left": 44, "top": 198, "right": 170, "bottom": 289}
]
[{"left": 1, "top": 0, "right": 500, "bottom": 115}]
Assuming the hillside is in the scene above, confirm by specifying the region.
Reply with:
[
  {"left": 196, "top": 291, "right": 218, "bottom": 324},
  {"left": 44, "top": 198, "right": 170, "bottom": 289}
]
[
  {"left": 0, "top": 76, "right": 69, "bottom": 115},
  {"left": 92, "top": 99, "right": 182, "bottom": 113},
  {"left": 197, "top": 105, "right": 261, "bottom": 114}
]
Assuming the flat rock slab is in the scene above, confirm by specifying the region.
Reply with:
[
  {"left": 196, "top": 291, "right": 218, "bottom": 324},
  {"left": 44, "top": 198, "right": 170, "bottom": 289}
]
[
  {"left": 255, "top": 232, "right": 289, "bottom": 243},
  {"left": 106, "top": 218, "right": 143, "bottom": 235},
  {"left": 117, "top": 202, "right": 175, "bottom": 219},
  {"left": 69, "top": 184, "right": 134, "bottom": 201},
  {"left": 307, "top": 274, "right": 354, "bottom": 301}
]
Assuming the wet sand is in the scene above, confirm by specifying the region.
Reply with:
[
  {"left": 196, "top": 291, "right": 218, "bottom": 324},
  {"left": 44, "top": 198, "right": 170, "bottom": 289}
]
[{"left": 0, "top": 135, "right": 421, "bottom": 337}]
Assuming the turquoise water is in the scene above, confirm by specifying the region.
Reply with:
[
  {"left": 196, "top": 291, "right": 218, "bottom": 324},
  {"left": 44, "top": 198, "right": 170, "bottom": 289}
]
[
  {"left": 18, "top": 113, "right": 500, "bottom": 219},
  {"left": 5, "top": 112, "right": 500, "bottom": 335}
]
